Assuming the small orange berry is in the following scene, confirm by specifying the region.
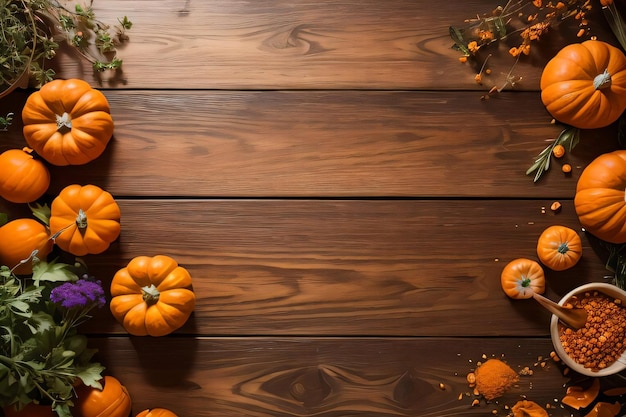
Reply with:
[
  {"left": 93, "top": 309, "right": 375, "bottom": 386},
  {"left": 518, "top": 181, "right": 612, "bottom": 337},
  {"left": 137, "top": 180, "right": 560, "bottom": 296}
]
[
  {"left": 552, "top": 144, "right": 565, "bottom": 158},
  {"left": 562, "top": 164, "right": 572, "bottom": 173},
  {"left": 459, "top": 56, "right": 468, "bottom": 63},
  {"left": 474, "top": 74, "right": 482, "bottom": 84}
]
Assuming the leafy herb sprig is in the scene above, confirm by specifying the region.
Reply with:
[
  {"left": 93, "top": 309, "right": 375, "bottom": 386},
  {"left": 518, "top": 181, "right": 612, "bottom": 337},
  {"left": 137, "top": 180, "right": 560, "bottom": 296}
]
[
  {"left": 0, "top": 0, "right": 132, "bottom": 92},
  {"left": 526, "top": 126, "right": 580, "bottom": 182}
]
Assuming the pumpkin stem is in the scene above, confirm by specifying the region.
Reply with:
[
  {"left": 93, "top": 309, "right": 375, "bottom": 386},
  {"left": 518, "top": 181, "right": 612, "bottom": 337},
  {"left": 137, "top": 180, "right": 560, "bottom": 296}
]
[
  {"left": 521, "top": 277, "right": 531, "bottom": 288},
  {"left": 56, "top": 112, "right": 72, "bottom": 130},
  {"left": 557, "top": 242, "right": 570, "bottom": 254},
  {"left": 142, "top": 284, "right": 160, "bottom": 304},
  {"left": 75, "top": 209, "right": 88, "bottom": 229},
  {"left": 593, "top": 69, "right": 612, "bottom": 90}
]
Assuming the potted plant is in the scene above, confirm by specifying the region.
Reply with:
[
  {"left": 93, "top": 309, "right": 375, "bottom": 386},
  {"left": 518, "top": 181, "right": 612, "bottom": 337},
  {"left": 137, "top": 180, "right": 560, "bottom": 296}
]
[
  {"left": 0, "top": 249, "right": 107, "bottom": 417},
  {"left": 0, "top": 0, "right": 132, "bottom": 98}
]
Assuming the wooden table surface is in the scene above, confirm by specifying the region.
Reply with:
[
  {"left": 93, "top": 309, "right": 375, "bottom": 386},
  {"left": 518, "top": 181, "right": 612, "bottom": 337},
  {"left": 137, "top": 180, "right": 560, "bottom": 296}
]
[{"left": 2, "top": 0, "right": 626, "bottom": 415}]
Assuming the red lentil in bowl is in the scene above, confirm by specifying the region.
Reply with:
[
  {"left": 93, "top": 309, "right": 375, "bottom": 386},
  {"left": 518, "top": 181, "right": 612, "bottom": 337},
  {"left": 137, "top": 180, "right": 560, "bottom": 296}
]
[{"left": 550, "top": 283, "right": 626, "bottom": 377}]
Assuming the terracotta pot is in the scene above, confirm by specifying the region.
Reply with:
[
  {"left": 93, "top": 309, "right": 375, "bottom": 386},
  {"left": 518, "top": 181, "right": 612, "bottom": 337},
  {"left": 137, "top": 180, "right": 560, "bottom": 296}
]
[{"left": 3, "top": 403, "right": 56, "bottom": 417}]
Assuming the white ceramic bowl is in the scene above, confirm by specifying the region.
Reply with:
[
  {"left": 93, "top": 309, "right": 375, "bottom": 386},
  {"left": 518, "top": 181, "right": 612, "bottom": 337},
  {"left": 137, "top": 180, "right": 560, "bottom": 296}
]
[{"left": 550, "top": 282, "right": 626, "bottom": 377}]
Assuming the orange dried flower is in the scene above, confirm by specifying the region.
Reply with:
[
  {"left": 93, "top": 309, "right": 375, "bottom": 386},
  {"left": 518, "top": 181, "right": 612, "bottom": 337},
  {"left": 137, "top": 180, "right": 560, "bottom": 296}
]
[
  {"left": 552, "top": 144, "right": 565, "bottom": 158},
  {"left": 468, "top": 41, "right": 479, "bottom": 53},
  {"left": 459, "top": 56, "right": 468, "bottom": 63},
  {"left": 533, "top": 0, "right": 542, "bottom": 7},
  {"left": 509, "top": 47, "right": 520, "bottom": 57}
]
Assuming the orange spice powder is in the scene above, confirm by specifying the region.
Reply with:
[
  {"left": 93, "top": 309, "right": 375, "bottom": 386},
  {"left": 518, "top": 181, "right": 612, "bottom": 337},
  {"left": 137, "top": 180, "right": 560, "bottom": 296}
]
[{"left": 474, "top": 359, "right": 519, "bottom": 400}]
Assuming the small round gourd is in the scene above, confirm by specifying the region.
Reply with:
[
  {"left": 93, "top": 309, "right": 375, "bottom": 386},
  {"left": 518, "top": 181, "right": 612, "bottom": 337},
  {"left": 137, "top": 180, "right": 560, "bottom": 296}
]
[{"left": 501, "top": 258, "right": 545, "bottom": 299}]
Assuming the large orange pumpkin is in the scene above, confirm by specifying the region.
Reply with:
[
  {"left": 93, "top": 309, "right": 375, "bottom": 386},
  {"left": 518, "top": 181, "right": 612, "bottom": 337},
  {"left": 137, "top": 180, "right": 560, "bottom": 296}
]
[
  {"left": 22, "top": 78, "right": 114, "bottom": 166},
  {"left": 73, "top": 375, "right": 132, "bottom": 417},
  {"left": 49, "top": 184, "right": 121, "bottom": 256},
  {"left": 0, "top": 147, "right": 50, "bottom": 203},
  {"left": 136, "top": 409, "right": 178, "bottom": 417},
  {"left": 536, "top": 225, "right": 582, "bottom": 271},
  {"left": 540, "top": 40, "right": 626, "bottom": 129},
  {"left": 0, "top": 218, "right": 52, "bottom": 274},
  {"left": 110, "top": 255, "right": 196, "bottom": 337},
  {"left": 575, "top": 150, "right": 626, "bottom": 243}
]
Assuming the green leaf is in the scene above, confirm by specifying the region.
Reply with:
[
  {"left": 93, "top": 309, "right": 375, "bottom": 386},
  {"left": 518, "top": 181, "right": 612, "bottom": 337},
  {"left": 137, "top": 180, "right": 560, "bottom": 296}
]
[
  {"left": 31, "top": 260, "right": 78, "bottom": 286},
  {"left": 526, "top": 126, "right": 580, "bottom": 182},
  {"left": 29, "top": 203, "right": 50, "bottom": 226},
  {"left": 76, "top": 362, "right": 105, "bottom": 389}
]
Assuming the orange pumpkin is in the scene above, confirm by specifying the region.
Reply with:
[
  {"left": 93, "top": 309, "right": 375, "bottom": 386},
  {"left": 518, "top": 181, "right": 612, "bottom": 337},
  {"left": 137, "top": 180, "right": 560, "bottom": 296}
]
[
  {"left": 110, "top": 255, "right": 196, "bottom": 337},
  {"left": 73, "top": 376, "right": 132, "bottom": 417},
  {"left": 0, "top": 147, "right": 50, "bottom": 203},
  {"left": 49, "top": 184, "right": 121, "bottom": 256},
  {"left": 540, "top": 40, "right": 626, "bottom": 129},
  {"left": 575, "top": 150, "right": 626, "bottom": 243},
  {"left": 501, "top": 258, "right": 545, "bottom": 299},
  {"left": 0, "top": 218, "right": 52, "bottom": 274},
  {"left": 536, "top": 225, "right": 582, "bottom": 271},
  {"left": 22, "top": 78, "right": 114, "bottom": 166},
  {"left": 136, "top": 409, "right": 178, "bottom": 417}
]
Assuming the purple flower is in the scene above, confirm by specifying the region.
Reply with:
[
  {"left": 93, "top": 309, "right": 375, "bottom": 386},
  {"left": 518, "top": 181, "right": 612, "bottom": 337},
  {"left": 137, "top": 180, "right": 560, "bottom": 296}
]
[{"left": 50, "top": 279, "right": 106, "bottom": 309}]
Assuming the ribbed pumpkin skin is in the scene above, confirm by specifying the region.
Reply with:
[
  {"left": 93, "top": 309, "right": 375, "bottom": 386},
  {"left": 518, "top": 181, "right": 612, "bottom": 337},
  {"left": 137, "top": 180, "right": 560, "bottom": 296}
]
[
  {"left": 0, "top": 148, "right": 50, "bottom": 203},
  {"left": 0, "top": 219, "right": 52, "bottom": 274},
  {"left": 500, "top": 258, "right": 545, "bottom": 300},
  {"left": 136, "top": 409, "right": 179, "bottom": 417},
  {"left": 22, "top": 78, "right": 114, "bottom": 166},
  {"left": 73, "top": 376, "right": 132, "bottom": 417},
  {"left": 49, "top": 184, "right": 121, "bottom": 256},
  {"left": 575, "top": 150, "right": 626, "bottom": 244},
  {"left": 536, "top": 225, "right": 582, "bottom": 271},
  {"left": 110, "top": 255, "right": 196, "bottom": 337},
  {"left": 540, "top": 40, "right": 626, "bottom": 129}
]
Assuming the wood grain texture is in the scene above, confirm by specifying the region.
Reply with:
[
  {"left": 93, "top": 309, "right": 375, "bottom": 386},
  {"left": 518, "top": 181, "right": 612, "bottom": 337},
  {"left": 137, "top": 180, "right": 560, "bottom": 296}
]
[
  {"left": 91, "top": 336, "right": 590, "bottom": 417},
  {"left": 77, "top": 198, "right": 609, "bottom": 337},
  {"left": 2, "top": 0, "right": 625, "bottom": 415},
  {"left": 50, "top": 0, "right": 618, "bottom": 90},
  {"left": 1, "top": 90, "right": 618, "bottom": 198}
]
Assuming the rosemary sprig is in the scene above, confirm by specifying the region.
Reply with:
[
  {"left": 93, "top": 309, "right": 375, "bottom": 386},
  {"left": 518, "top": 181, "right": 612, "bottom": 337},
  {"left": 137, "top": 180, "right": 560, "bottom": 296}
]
[{"left": 526, "top": 126, "right": 580, "bottom": 182}]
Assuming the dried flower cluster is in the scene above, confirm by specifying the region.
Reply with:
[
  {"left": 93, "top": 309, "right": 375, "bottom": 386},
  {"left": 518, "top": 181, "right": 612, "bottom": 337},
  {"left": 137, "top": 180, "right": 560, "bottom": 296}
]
[{"left": 450, "top": 0, "right": 595, "bottom": 95}]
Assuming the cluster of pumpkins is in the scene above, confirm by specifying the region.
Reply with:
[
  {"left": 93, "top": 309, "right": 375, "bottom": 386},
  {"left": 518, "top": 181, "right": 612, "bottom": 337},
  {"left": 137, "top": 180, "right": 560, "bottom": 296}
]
[
  {"left": 0, "top": 79, "right": 195, "bottom": 416},
  {"left": 501, "top": 38, "right": 626, "bottom": 300}
]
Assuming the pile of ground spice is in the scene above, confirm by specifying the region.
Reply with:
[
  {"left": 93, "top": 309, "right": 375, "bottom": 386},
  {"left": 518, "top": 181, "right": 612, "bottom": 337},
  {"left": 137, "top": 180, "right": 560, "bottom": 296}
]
[{"left": 474, "top": 358, "right": 519, "bottom": 400}]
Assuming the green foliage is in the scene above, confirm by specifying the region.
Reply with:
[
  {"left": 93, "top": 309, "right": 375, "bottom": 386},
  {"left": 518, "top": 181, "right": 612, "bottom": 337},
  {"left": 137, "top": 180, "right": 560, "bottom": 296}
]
[
  {"left": 0, "top": 259, "right": 105, "bottom": 415},
  {"left": 526, "top": 126, "right": 580, "bottom": 183},
  {"left": 0, "top": 0, "right": 132, "bottom": 92}
]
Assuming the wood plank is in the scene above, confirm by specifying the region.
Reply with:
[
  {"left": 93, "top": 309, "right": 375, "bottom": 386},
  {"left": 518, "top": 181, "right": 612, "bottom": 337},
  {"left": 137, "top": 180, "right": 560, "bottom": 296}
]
[
  {"left": 1, "top": 90, "right": 618, "bottom": 198},
  {"left": 77, "top": 199, "right": 611, "bottom": 337},
  {"left": 49, "top": 0, "right": 617, "bottom": 90},
  {"left": 91, "top": 336, "right": 591, "bottom": 417}
]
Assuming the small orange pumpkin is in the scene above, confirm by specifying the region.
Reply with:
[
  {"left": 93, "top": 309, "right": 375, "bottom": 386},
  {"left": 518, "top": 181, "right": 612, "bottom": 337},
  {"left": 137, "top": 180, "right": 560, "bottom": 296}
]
[
  {"left": 110, "top": 255, "right": 196, "bottom": 336},
  {"left": 73, "top": 375, "right": 132, "bottom": 417},
  {"left": 536, "top": 225, "right": 582, "bottom": 271},
  {"left": 574, "top": 150, "right": 626, "bottom": 243},
  {"left": 0, "top": 147, "right": 50, "bottom": 203},
  {"left": 540, "top": 40, "right": 626, "bottom": 129},
  {"left": 136, "top": 409, "right": 178, "bottom": 417},
  {"left": 501, "top": 258, "right": 545, "bottom": 299},
  {"left": 22, "top": 78, "right": 114, "bottom": 166},
  {"left": 0, "top": 218, "right": 52, "bottom": 274},
  {"left": 49, "top": 184, "right": 121, "bottom": 256}
]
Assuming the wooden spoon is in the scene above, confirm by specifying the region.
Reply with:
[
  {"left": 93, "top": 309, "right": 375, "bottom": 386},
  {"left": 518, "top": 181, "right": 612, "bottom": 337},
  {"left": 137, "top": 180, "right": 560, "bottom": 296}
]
[{"left": 532, "top": 293, "right": 588, "bottom": 330}]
